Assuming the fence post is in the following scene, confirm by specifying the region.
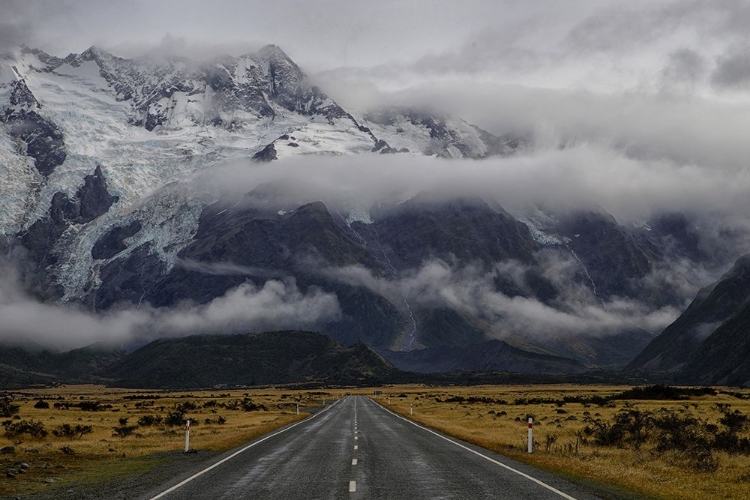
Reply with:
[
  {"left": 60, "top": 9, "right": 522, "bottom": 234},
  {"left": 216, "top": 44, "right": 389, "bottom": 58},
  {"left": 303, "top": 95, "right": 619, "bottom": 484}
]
[
  {"left": 185, "top": 419, "right": 191, "bottom": 453},
  {"left": 527, "top": 417, "right": 533, "bottom": 453}
]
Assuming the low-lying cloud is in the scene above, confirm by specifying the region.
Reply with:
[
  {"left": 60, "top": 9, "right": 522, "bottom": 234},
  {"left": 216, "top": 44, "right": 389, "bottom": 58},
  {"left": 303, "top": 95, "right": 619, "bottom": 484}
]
[
  {"left": 206, "top": 145, "right": 750, "bottom": 230},
  {"left": 0, "top": 265, "right": 340, "bottom": 351},
  {"left": 320, "top": 258, "right": 682, "bottom": 340}
]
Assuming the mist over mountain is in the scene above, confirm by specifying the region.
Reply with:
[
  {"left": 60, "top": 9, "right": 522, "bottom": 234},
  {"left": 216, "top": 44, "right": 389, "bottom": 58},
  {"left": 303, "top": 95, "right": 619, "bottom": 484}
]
[{"left": 1, "top": 1, "right": 750, "bottom": 381}]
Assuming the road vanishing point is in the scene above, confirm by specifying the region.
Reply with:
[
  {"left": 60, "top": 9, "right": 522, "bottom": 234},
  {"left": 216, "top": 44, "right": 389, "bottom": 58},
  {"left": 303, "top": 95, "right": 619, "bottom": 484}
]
[{"left": 142, "top": 396, "right": 603, "bottom": 500}]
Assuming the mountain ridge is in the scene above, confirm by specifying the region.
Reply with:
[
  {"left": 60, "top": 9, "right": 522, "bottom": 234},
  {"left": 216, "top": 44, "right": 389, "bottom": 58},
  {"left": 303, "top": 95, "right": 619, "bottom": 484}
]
[{"left": 1, "top": 43, "right": 746, "bottom": 376}]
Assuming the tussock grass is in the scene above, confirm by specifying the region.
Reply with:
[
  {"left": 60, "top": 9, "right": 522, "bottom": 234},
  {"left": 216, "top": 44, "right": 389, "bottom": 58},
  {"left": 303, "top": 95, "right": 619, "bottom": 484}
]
[
  {"left": 377, "top": 384, "right": 750, "bottom": 500},
  {"left": 0, "top": 385, "right": 339, "bottom": 497},
  {"left": 5, "top": 383, "right": 749, "bottom": 499}
]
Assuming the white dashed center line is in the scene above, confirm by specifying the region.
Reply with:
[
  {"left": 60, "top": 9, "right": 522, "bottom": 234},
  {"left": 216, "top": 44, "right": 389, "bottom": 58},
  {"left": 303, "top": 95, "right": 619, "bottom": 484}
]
[
  {"left": 352, "top": 458, "right": 358, "bottom": 466},
  {"left": 349, "top": 480, "right": 357, "bottom": 492}
]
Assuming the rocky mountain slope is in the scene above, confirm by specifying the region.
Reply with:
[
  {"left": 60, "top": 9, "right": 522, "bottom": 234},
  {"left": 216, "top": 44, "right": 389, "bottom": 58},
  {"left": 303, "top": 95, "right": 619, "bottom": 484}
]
[
  {"left": 629, "top": 254, "right": 750, "bottom": 385},
  {"left": 1, "top": 43, "right": 745, "bottom": 374},
  {"left": 379, "top": 339, "right": 586, "bottom": 374}
]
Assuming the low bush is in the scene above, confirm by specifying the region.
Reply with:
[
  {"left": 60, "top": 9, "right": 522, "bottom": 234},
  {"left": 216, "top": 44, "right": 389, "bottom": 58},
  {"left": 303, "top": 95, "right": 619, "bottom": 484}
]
[
  {"left": 2, "top": 419, "right": 47, "bottom": 440},
  {"left": 52, "top": 423, "right": 93, "bottom": 439}
]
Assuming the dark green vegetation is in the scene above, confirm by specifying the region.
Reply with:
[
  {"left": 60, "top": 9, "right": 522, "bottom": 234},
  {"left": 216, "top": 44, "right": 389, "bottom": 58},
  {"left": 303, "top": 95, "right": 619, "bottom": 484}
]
[
  {"left": 582, "top": 404, "right": 750, "bottom": 472},
  {"left": 1, "top": 331, "right": 399, "bottom": 389},
  {"left": 431, "top": 385, "right": 725, "bottom": 407},
  {"left": 0, "top": 342, "right": 126, "bottom": 388},
  {"left": 100, "top": 331, "right": 397, "bottom": 388}
]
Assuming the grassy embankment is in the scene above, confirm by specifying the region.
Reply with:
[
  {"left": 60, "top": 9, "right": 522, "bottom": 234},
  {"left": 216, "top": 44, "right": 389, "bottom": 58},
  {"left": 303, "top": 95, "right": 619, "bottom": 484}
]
[{"left": 378, "top": 384, "right": 750, "bottom": 500}]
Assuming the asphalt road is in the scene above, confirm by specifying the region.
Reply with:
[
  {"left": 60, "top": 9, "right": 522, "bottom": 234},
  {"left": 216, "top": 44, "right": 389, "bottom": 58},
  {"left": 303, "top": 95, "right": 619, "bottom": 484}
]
[{"left": 141, "top": 396, "right": 604, "bottom": 500}]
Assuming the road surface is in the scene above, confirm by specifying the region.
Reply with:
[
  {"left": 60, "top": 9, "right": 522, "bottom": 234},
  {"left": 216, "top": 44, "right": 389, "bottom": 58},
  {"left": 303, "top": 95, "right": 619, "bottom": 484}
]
[{"left": 142, "top": 396, "right": 603, "bottom": 500}]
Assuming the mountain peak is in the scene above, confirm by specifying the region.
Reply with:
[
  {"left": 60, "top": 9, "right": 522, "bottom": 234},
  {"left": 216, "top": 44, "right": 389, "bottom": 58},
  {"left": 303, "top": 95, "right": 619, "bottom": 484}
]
[
  {"left": 256, "top": 44, "right": 292, "bottom": 62},
  {"left": 258, "top": 43, "right": 289, "bottom": 59},
  {"left": 80, "top": 45, "right": 113, "bottom": 62}
]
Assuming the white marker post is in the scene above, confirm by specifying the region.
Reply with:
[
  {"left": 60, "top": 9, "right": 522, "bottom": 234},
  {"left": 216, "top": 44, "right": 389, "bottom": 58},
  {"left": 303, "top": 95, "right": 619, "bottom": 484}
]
[
  {"left": 527, "top": 417, "right": 533, "bottom": 453},
  {"left": 410, "top": 404, "right": 413, "bottom": 416},
  {"left": 296, "top": 403, "right": 299, "bottom": 415},
  {"left": 185, "top": 419, "right": 191, "bottom": 453}
]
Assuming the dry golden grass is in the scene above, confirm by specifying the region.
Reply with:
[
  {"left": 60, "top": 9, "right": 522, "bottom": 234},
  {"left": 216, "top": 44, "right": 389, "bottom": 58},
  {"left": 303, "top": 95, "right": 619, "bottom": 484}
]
[
  {"left": 376, "top": 384, "right": 750, "bottom": 500},
  {"left": 4, "top": 384, "right": 750, "bottom": 499},
  {"left": 0, "top": 385, "right": 345, "bottom": 497}
]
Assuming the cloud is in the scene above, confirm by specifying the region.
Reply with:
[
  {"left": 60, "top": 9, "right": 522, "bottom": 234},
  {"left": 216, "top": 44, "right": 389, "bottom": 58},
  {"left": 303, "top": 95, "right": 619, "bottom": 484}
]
[
  {"left": 660, "top": 48, "right": 707, "bottom": 91},
  {"left": 712, "top": 46, "right": 750, "bottom": 90},
  {"left": 176, "top": 259, "right": 287, "bottom": 279},
  {"left": 110, "top": 33, "right": 265, "bottom": 61},
  {"left": 206, "top": 145, "right": 750, "bottom": 228},
  {"left": 0, "top": 263, "right": 340, "bottom": 350},
  {"left": 319, "top": 258, "right": 682, "bottom": 340},
  {"left": 0, "top": 0, "right": 36, "bottom": 51}
]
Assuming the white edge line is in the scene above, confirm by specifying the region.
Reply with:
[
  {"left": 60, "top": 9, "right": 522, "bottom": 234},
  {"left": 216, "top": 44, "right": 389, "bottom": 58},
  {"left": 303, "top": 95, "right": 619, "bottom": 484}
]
[
  {"left": 149, "top": 397, "right": 346, "bottom": 499},
  {"left": 368, "top": 398, "right": 578, "bottom": 500}
]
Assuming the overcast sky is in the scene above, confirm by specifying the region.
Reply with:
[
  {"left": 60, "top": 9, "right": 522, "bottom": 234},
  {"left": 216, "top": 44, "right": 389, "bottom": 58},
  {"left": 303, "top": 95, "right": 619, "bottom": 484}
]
[
  {"left": 4, "top": 0, "right": 750, "bottom": 141},
  {"left": 3, "top": 0, "right": 749, "bottom": 97}
]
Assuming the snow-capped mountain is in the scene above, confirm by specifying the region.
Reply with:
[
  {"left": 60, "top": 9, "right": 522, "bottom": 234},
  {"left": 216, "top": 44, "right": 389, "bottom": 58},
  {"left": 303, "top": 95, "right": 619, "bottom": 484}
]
[
  {"left": 0, "top": 44, "right": 520, "bottom": 300},
  {"left": 1, "top": 44, "right": 743, "bottom": 374}
]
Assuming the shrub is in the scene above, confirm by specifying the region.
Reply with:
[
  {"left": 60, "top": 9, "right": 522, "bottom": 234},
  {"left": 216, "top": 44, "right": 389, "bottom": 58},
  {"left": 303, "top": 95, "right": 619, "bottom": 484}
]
[
  {"left": 164, "top": 411, "right": 186, "bottom": 427},
  {"left": 34, "top": 399, "right": 50, "bottom": 409},
  {"left": 0, "top": 399, "right": 20, "bottom": 418},
  {"left": 175, "top": 402, "right": 197, "bottom": 413},
  {"left": 52, "top": 423, "right": 93, "bottom": 439},
  {"left": 652, "top": 409, "right": 718, "bottom": 472},
  {"left": 240, "top": 398, "right": 267, "bottom": 411},
  {"left": 137, "top": 415, "right": 162, "bottom": 427},
  {"left": 583, "top": 417, "right": 626, "bottom": 447},
  {"left": 3, "top": 419, "right": 47, "bottom": 440},
  {"left": 112, "top": 425, "right": 138, "bottom": 438},
  {"left": 545, "top": 432, "right": 558, "bottom": 451},
  {"left": 76, "top": 401, "right": 112, "bottom": 412}
]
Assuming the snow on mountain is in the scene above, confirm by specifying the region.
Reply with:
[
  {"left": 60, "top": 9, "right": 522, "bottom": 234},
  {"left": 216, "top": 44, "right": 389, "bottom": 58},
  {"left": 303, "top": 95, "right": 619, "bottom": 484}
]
[
  {"left": 0, "top": 44, "right": 524, "bottom": 302},
  {"left": 362, "top": 107, "right": 521, "bottom": 159}
]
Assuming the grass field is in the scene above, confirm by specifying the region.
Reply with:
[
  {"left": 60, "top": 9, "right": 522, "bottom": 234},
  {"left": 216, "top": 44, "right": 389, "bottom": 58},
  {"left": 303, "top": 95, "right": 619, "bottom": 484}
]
[
  {"left": 378, "top": 384, "right": 750, "bottom": 500},
  {"left": 2, "top": 384, "right": 749, "bottom": 499},
  {"left": 0, "top": 385, "right": 341, "bottom": 497}
]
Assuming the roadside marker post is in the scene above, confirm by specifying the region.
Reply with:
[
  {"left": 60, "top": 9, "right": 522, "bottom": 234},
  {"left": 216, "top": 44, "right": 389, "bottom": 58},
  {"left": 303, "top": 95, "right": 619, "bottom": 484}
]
[
  {"left": 296, "top": 403, "right": 299, "bottom": 415},
  {"left": 185, "top": 420, "right": 191, "bottom": 453},
  {"left": 410, "top": 404, "right": 413, "bottom": 416},
  {"left": 527, "top": 417, "right": 533, "bottom": 453}
]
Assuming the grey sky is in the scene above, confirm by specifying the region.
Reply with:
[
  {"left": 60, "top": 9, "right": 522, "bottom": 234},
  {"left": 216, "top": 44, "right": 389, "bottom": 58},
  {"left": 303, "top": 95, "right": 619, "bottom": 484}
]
[{"left": 5, "top": 0, "right": 750, "bottom": 101}]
